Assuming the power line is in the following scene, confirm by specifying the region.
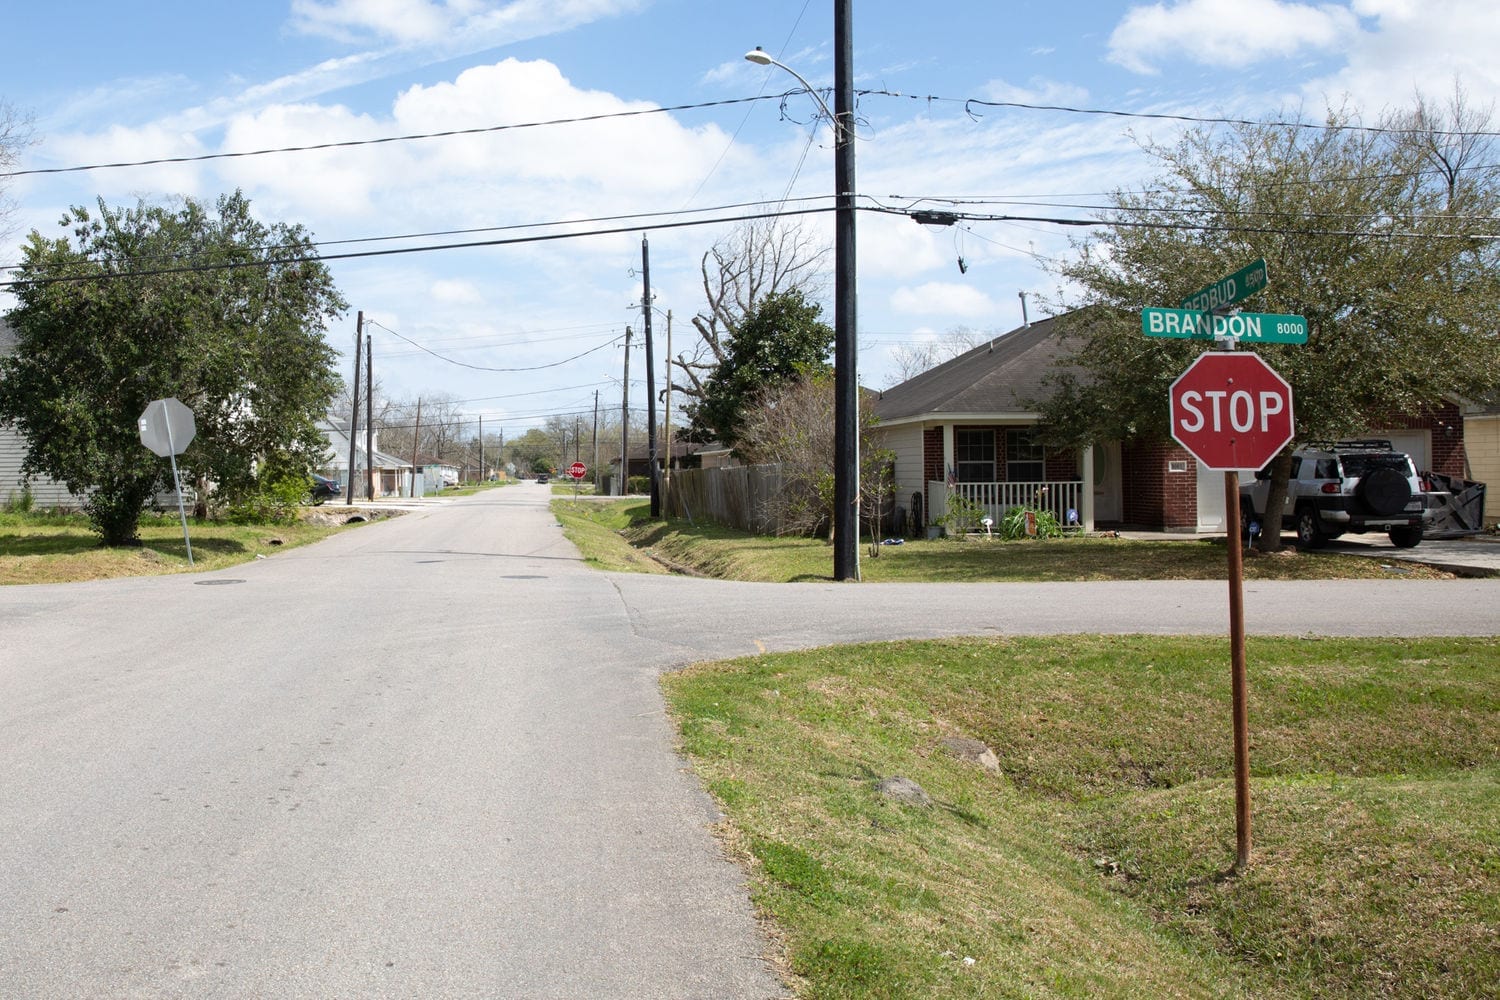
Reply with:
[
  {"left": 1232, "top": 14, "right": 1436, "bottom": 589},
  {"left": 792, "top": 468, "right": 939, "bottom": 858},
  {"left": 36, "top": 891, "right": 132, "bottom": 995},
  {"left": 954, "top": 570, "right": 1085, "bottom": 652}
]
[
  {"left": 0, "top": 205, "right": 838, "bottom": 289},
  {"left": 0, "top": 94, "right": 784, "bottom": 179},
  {"left": 14, "top": 86, "right": 1493, "bottom": 185},
  {"left": 0, "top": 195, "right": 833, "bottom": 274},
  {"left": 365, "top": 319, "right": 623, "bottom": 374}
]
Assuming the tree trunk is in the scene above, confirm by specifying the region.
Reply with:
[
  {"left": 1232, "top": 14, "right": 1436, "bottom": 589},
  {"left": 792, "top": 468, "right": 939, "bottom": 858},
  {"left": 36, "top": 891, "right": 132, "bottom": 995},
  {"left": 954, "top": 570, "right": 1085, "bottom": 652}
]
[{"left": 1255, "top": 452, "right": 1294, "bottom": 553}]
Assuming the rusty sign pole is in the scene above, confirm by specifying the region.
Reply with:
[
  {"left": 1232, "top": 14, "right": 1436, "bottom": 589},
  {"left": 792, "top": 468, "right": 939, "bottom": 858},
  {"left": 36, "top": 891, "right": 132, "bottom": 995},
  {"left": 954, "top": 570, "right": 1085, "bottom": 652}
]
[{"left": 1224, "top": 470, "right": 1251, "bottom": 869}]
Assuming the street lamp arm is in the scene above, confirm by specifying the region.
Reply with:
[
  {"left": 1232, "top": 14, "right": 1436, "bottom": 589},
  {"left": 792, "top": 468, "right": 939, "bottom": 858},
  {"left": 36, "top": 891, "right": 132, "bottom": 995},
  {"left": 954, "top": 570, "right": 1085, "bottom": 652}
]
[{"left": 745, "top": 48, "right": 838, "bottom": 135}]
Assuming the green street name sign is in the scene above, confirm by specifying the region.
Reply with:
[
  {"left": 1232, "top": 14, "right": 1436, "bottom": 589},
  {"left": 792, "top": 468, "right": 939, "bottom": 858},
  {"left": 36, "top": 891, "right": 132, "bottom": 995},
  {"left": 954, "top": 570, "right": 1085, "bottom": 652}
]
[
  {"left": 1142, "top": 307, "right": 1308, "bottom": 344},
  {"left": 1180, "top": 257, "right": 1268, "bottom": 312}
]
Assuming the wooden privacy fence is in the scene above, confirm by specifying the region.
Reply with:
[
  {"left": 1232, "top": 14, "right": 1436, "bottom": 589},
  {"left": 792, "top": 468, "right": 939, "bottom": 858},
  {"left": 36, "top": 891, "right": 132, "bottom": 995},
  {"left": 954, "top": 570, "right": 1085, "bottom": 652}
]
[{"left": 665, "top": 464, "right": 788, "bottom": 534}]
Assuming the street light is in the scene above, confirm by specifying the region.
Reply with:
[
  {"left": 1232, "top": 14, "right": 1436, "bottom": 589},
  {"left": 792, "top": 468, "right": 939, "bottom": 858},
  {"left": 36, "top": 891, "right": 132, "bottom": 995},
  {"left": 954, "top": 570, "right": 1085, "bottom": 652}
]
[{"left": 746, "top": 19, "right": 859, "bottom": 580}]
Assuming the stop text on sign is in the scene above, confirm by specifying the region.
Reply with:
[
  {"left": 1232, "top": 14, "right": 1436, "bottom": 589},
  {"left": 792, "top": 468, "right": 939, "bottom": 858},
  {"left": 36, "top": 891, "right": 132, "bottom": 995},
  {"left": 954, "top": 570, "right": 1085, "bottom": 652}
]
[{"left": 1176, "top": 388, "right": 1287, "bottom": 434}]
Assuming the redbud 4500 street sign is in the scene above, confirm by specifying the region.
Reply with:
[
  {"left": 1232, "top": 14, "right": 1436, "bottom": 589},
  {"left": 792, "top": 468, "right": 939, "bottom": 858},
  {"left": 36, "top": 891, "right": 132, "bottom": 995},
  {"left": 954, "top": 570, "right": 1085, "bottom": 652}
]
[{"left": 1169, "top": 352, "right": 1295, "bottom": 471}]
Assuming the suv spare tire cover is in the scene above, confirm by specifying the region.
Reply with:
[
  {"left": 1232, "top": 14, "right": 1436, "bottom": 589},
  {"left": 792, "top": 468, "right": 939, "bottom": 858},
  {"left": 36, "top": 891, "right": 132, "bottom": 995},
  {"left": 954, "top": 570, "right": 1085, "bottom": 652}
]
[{"left": 1357, "top": 467, "right": 1411, "bottom": 515}]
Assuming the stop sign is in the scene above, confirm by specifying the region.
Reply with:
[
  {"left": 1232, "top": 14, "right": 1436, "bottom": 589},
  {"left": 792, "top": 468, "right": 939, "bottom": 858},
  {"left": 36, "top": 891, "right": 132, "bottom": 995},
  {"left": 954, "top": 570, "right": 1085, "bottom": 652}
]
[
  {"left": 568, "top": 461, "right": 587, "bottom": 480},
  {"left": 1169, "top": 352, "right": 1294, "bottom": 471},
  {"left": 138, "top": 397, "right": 196, "bottom": 458}
]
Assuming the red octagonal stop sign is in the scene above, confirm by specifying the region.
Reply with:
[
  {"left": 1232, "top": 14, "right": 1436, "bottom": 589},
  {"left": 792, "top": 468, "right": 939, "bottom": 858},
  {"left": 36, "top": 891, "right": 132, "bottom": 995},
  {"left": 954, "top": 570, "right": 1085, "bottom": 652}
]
[{"left": 1169, "top": 352, "right": 1295, "bottom": 471}]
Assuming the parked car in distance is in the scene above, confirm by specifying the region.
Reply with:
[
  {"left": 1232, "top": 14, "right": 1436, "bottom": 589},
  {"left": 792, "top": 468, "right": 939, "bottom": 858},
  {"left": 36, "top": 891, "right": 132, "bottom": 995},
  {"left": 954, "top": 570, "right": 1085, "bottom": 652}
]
[
  {"left": 535, "top": 473, "right": 550, "bottom": 484},
  {"left": 309, "top": 474, "right": 341, "bottom": 505}
]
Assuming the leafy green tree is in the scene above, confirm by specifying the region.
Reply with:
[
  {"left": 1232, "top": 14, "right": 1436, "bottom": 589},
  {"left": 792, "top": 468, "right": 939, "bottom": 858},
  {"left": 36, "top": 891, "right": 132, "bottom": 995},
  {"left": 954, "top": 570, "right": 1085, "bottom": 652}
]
[
  {"left": 1039, "top": 93, "right": 1500, "bottom": 549},
  {"left": 507, "top": 428, "right": 556, "bottom": 475},
  {"left": 0, "top": 191, "right": 347, "bottom": 544},
  {"left": 684, "top": 289, "right": 834, "bottom": 449}
]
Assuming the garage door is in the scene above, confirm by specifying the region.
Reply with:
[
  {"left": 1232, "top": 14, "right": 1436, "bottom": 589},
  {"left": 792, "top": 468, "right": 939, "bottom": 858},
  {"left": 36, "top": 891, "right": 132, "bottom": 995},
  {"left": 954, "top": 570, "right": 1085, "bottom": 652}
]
[{"left": 1374, "top": 430, "right": 1431, "bottom": 473}]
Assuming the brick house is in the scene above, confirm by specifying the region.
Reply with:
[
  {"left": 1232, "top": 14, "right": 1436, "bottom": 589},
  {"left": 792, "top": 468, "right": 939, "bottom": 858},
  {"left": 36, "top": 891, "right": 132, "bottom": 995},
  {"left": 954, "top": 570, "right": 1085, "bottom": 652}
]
[{"left": 870, "top": 312, "right": 1471, "bottom": 533}]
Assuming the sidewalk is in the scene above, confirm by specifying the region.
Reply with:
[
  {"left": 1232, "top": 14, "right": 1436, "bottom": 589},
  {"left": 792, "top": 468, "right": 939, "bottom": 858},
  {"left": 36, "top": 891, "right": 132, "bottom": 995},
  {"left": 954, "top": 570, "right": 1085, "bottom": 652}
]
[{"left": 1117, "top": 528, "right": 1500, "bottom": 577}]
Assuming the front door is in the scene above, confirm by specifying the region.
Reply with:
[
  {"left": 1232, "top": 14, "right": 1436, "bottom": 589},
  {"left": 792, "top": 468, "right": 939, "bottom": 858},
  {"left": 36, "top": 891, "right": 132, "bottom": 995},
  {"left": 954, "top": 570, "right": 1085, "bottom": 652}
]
[{"left": 1092, "top": 443, "right": 1122, "bottom": 524}]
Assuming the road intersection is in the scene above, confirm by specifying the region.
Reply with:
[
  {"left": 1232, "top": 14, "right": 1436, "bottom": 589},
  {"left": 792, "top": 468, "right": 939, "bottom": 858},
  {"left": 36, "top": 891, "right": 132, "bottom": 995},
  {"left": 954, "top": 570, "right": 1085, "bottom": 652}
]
[{"left": 2, "top": 486, "right": 1493, "bottom": 997}]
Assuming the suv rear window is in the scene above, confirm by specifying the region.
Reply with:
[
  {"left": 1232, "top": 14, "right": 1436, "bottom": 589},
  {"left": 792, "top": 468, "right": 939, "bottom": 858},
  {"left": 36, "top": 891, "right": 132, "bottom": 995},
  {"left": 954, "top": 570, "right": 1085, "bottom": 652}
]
[{"left": 1340, "top": 454, "right": 1411, "bottom": 478}]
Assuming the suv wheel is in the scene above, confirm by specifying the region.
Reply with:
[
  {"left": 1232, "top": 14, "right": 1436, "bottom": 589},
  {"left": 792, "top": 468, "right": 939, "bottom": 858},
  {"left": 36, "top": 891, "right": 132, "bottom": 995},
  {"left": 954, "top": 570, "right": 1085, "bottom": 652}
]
[
  {"left": 1295, "top": 505, "right": 1327, "bottom": 549},
  {"left": 1389, "top": 524, "right": 1423, "bottom": 548}
]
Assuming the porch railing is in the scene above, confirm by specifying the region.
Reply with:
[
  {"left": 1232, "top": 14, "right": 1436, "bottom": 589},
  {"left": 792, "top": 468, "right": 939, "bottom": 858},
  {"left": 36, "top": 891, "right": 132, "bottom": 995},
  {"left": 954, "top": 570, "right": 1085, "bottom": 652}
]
[{"left": 926, "top": 480, "right": 1085, "bottom": 531}]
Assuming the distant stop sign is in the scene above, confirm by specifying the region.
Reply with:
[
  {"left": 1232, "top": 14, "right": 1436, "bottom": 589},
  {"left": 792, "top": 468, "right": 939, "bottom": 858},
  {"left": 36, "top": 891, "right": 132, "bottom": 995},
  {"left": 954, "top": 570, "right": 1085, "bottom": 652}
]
[
  {"left": 1169, "top": 352, "right": 1294, "bottom": 471},
  {"left": 568, "top": 461, "right": 587, "bottom": 480}
]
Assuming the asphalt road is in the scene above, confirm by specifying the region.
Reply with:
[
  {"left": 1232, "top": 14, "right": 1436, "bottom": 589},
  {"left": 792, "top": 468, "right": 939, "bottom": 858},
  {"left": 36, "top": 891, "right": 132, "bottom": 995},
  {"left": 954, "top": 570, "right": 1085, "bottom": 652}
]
[{"left": 2, "top": 486, "right": 1495, "bottom": 998}]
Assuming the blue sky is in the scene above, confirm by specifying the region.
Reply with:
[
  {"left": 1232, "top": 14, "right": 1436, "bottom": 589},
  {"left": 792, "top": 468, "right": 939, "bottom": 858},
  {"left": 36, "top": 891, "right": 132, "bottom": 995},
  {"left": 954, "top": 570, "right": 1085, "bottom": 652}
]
[{"left": 3, "top": 0, "right": 1498, "bottom": 440}]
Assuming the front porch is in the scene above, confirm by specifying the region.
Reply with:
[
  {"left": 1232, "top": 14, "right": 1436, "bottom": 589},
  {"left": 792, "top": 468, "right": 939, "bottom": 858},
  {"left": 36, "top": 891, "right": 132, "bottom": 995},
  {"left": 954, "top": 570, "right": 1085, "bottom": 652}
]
[{"left": 926, "top": 479, "right": 1088, "bottom": 534}]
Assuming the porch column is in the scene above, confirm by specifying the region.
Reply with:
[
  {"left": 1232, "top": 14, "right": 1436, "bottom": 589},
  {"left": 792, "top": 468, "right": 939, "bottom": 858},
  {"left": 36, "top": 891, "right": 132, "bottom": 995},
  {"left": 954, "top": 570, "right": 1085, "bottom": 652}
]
[
  {"left": 941, "top": 424, "right": 955, "bottom": 484},
  {"left": 1080, "top": 445, "right": 1096, "bottom": 532}
]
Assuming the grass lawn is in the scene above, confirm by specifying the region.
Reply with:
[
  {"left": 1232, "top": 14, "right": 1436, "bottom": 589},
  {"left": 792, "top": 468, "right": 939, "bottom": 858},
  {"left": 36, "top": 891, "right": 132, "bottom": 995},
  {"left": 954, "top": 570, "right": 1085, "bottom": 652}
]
[
  {"left": 663, "top": 635, "right": 1500, "bottom": 999},
  {"left": 553, "top": 499, "right": 1454, "bottom": 582},
  {"left": 0, "top": 509, "right": 362, "bottom": 584}
]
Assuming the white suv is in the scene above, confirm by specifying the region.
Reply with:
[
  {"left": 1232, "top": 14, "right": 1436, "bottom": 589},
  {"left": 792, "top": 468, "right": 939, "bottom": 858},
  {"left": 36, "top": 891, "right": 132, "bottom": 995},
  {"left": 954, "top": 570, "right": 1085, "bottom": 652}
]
[{"left": 1243, "top": 440, "right": 1428, "bottom": 549}]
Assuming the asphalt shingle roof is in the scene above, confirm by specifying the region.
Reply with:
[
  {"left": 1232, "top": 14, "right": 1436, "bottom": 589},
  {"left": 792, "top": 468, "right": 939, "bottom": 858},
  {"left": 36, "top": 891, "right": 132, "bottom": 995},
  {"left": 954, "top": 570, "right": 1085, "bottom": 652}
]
[{"left": 871, "top": 313, "right": 1078, "bottom": 423}]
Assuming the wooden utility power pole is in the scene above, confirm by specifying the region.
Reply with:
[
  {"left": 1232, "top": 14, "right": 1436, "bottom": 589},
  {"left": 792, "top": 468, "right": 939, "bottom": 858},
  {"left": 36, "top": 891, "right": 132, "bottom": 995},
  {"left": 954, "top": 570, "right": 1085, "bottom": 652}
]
[
  {"left": 620, "top": 327, "right": 631, "bottom": 496},
  {"left": 641, "top": 235, "right": 660, "bottom": 517},
  {"left": 364, "top": 333, "right": 373, "bottom": 499},
  {"left": 345, "top": 312, "right": 362, "bottom": 506},
  {"left": 409, "top": 397, "right": 422, "bottom": 498}
]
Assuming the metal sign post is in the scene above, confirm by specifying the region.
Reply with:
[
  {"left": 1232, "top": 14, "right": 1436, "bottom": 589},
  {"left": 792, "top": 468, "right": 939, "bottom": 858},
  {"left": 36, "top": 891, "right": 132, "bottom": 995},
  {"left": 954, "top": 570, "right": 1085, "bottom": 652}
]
[{"left": 138, "top": 398, "right": 197, "bottom": 565}]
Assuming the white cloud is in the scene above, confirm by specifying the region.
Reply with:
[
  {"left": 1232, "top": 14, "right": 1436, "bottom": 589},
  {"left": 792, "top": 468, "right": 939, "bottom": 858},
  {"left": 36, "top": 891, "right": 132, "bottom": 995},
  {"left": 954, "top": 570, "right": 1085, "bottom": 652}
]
[
  {"left": 431, "top": 278, "right": 484, "bottom": 303},
  {"left": 889, "top": 282, "right": 998, "bottom": 319},
  {"left": 289, "top": 0, "right": 642, "bottom": 47},
  {"left": 1108, "top": 0, "right": 1357, "bottom": 74},
  {"left": 1303, "top": 0, "right": 1500, "bottom": 112},
  {"left": 980, "top": 77, "right": 1090, "bottom": 108}
]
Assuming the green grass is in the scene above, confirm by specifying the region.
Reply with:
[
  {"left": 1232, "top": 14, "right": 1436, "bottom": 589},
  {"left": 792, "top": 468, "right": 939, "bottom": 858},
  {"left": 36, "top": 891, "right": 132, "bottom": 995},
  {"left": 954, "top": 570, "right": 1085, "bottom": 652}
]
[
  {"left": 662, "top": 636, "right": 1500, "bottom": 998},
  {"left": 0, "top": 509, "right": 361, "bottom": 584},
  {"left": 554, "top": 499, "right": 1454, "bottom": 582}
]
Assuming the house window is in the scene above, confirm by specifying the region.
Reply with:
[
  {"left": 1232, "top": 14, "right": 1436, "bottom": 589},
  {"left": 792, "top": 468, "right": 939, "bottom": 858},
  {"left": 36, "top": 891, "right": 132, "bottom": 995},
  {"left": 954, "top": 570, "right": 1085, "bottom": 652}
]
[
  {"left": 1006, "top": 428, "right": 1046, "bottom": 482},
  {"left": 955, "top": 428, "right": 995, "bottom": 482}
]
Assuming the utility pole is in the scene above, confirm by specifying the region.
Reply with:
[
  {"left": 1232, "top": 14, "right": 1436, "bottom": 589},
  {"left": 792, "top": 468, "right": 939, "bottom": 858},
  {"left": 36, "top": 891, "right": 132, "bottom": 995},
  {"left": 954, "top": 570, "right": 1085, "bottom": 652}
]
[
  {"left": 409, "top": 397, "right": 422, "bottom": 498},
  {"left": 479, "top": 415, "right": 484, "bottom": 482},
  {"left": 591, "top": 390, "right": 600, "bottom": 491},
  {"left": 346, "top": 311, "right": 362, "bottom": 506},
  {"left": 364, "top": 332, "right": 373, "bottom": 499},
  {"left": 833, "top": 0, "right": 860, "bottom": 580},
  {"left": 662, "top": 309, "right": 673, "bottom": 515},
  {"left": 620, "top": 327, "right": 631, "bottom": 496},
  {"left": 641, "top": 235, "right": 660, "bottom": 517}
]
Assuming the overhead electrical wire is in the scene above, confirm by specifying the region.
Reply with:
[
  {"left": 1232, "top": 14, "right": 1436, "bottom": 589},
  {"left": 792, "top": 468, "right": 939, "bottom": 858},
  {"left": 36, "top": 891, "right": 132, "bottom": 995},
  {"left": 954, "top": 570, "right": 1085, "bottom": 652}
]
[
  {"left": 0, "top": 205, "right": 839, "bottom": 289},
  {"left": 364, "top": 319, "right": 623, "bottom": 374},
  {"left": 0, "top": 94, "right": 787, "bottom": 179},
  {"left": 11, "top": 84, "right": 1493, "bottom": 184}
]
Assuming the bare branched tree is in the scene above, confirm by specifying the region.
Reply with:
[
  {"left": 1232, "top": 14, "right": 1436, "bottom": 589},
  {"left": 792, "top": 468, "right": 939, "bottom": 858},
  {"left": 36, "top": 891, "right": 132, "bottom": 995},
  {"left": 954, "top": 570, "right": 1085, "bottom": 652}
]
[
  {"left": 737, "top": 375, "right": 893, "bottom": 541},
  {"left": 1393, "top": 80, "right": 1498, "bottom": 209},
  {"left": 885, "top": 326, "right": 987, "bottom": 386},
  {"left": 673, "top": 217, "right": 830, "bottom": 406},
  {"left": 0, "top": 101, "right": 36, "bottom": 244}
]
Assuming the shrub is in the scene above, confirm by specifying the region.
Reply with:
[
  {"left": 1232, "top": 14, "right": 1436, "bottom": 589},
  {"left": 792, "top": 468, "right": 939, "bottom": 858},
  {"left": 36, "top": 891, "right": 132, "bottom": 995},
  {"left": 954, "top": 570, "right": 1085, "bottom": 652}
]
[
  {"left": 5, "top": 483, "right": 34, "bottom": 513},
  {"left": 937, "top": 492, "right": 986, "bottom": 536},
  {"left": 219, "top": 473, "right": 307, "bottom": 525},
  {"left": 999, "top": 505, "right": 1064, "bottom": 540}
]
